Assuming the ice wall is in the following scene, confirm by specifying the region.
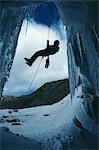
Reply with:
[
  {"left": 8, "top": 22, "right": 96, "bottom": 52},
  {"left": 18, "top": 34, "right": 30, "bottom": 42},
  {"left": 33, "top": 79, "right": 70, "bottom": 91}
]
[
  {"left": 55, "top": 1, "right": 99, "bottom": 122},
  {"left": 67, "top": 26, "right": 99, "bottom": 97},
  {"left": 0, "top": 1, "right": 98, "bottom": 148},
  {"left": 0, "top": 2, "right": 37, "bottom": 97},
  {"left": 0, "top": 7, "right": 24, "bottom": 97}
]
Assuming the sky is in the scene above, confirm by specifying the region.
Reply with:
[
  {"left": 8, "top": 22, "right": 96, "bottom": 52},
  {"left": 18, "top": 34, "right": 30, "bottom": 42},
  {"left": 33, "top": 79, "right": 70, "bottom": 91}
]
[
  {"left": 3, "top": 20, "right": 68, "bottom": 96},
  {"left": 3, "top": 2, "right": 68, "bottom": 96}
]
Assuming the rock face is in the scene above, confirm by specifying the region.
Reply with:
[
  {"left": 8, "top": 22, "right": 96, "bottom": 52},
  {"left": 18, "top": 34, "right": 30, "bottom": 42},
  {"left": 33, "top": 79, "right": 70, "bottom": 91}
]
[{"left": 0, "top": 79, "right": 69, "bottom": 109}]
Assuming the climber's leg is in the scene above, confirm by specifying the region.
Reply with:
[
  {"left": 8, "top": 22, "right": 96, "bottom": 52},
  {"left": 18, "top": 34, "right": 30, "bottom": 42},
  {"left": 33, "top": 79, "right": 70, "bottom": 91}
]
[
  {"left": 24, "top": 50, "right": 47, "bottom": 67},
  {"left": 24, "top": 58, "right": 30, "bottom": 61}
]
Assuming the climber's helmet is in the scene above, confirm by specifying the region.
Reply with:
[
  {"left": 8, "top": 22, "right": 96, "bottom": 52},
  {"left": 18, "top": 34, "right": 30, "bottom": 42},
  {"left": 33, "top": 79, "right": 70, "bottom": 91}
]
[{"left": 54, "top": 40, "right": 59, "bottom": 46}]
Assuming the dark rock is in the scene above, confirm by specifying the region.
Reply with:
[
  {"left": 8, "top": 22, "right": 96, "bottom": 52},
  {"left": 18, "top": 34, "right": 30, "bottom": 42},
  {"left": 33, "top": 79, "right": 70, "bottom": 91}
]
[
  {"left": 73, "top": 117, "right": 84, "bottom": 130},
  {"left": 8, "top": 111, "right": 12, "bottom": 114},
  {"left": 80, "top": 95, "right": 84, "bottom": 98},
  {"left": 14, "top": 109, "right": 18, "bottom": 112},
  {"left": 3, "top": 115, "right": 8, "bottom": 118},
  {"left": 0, "top": 79, "right": 69, "bottom": 109},
  {"left": 12, "top": 122, "right": 21, "bottom": 125},
  {"left": 6, "top": 119, "right": 19, "bottom": 123},
  {"left": 3, "top": 127, "right": 9, "bottom": 132},
  {"left": 77, "top": 96, "right": 80, "bottom": 98},
  {"left": 16, "top": 133, "right": 20, "bottom": 136},
  {"left": 77, "top": 95, "right": 84, "bottom": 98},
  {"left": 43, "top": 114, "right": 50, "bottom": 116}
]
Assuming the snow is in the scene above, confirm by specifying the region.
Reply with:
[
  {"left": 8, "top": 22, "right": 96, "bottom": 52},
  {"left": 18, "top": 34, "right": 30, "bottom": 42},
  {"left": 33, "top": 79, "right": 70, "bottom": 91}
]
[
  {"left": 0, "top": 94, "right": 72, "bottom": 136},
  {"left": 0, "top": 86, "right": 98, "bottom": 149}
]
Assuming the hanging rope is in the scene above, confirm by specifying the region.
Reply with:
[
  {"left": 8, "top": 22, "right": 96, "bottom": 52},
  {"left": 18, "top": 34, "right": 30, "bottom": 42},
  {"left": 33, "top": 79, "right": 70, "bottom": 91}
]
[
  {"left": 51, "top": 98, "right": 72, "bottom": 125},
  {"left": 26, "top": 25, "right": 51, "bottom": 94},
  {"left": 26, "top": 57, "right": 43, "bottom": 95},
  {"left": 47, "top": 25, "right": 51, "bottom": 41}
]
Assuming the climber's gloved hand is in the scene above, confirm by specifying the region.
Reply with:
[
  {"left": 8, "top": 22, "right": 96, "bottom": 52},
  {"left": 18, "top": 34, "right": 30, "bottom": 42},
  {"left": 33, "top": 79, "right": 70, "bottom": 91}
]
[
  {"left": 47, "top": 40, "right": 49, "bottom": 43},
  {"left": 47, "top": 40, "right": 49, "bottom": 48}
]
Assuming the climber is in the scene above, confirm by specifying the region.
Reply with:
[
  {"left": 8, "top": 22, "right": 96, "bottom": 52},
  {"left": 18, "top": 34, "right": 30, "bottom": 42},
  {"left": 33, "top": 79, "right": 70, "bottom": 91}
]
[{"left": 24, "top": 40, "right": 60, "bottom": 67}]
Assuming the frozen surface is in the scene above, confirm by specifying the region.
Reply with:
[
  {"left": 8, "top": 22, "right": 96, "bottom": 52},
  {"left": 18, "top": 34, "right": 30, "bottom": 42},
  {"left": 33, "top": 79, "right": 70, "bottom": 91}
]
[{"left": 0, "top": 86, "right": 98, "bottom": 149}]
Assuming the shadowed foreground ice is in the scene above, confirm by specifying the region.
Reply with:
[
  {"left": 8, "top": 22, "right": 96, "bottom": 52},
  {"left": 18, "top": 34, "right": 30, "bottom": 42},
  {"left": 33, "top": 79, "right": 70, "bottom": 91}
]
[{"left": 0, "top": 86, "right": 98, "bottom": 149}]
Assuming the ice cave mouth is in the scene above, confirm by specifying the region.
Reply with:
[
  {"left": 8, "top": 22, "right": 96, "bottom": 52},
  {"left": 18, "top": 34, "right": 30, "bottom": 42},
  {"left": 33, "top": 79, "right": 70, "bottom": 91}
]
[
  {"left": 0, "top": 1, "right": 98, "bottom": 149},
  {"left": 2, "top": 1, "right": 69, "bottom": 99},
  {"left": 1, "top": 1, "right": 69, "bottom": 109}
]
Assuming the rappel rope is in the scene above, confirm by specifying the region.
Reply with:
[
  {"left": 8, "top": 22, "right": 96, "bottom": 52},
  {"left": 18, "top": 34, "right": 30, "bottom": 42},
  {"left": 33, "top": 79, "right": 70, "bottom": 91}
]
[
  {"left": 26, "top": 26, "right": 51, "bottom": 94},
  {"left": 26, "top": 57, "right": 43, "bottom": 95},
  {"left": 51, "top": 97, "right": 72, "bottom": 126},
  {"left": 47, "top": 25, "right": 50, "bottom": 41}
]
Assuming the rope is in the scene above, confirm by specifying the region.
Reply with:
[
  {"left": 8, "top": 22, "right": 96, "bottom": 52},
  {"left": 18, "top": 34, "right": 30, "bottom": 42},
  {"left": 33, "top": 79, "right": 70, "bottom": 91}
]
[
  {"left": 25, "top": 20, "right": 28, "bottom": 35},
  {"left": 51, "top": 103, "right": 66, "bottom": 123},
  {"left": 26, "top": 57, "right": 43, "bottom": 95},
  {"left": 47, "top": 25, "right": 51, "bottom": 41},
  {"left": 51, "top": 97, "right": 71, "bottom": 125},
  {"left": 26, "top": 25, "right": 51, "bottom": 95}
]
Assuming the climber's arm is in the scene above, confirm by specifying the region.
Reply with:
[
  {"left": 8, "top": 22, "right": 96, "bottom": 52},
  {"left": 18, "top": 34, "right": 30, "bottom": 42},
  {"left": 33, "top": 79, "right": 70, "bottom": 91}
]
[{"left": 47, "top": 40, "right": 49, "bottom": 48}]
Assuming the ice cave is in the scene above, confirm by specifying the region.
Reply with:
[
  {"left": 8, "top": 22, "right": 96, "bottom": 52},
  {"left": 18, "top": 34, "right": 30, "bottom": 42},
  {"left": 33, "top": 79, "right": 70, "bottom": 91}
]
[{"left": 0, "top": 1, "right": 98, "bottom": 149}]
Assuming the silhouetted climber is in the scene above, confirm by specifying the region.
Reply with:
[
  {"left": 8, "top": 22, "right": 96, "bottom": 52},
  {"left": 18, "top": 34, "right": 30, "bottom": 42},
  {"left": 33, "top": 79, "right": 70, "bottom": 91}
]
[{"left": 24, "top": 40, "right": 60, "bottom": 67}]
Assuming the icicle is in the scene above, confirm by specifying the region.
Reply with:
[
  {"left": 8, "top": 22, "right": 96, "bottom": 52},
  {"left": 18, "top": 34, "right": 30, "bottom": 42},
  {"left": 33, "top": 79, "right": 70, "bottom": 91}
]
[
  {"left": 93, "top": 26, "right": 99, "bottom": 43},
  {"left": 24, "top": 4, "right": 36, "bottom": 24},
  {"left": 76, "top": 33, "right": 83, "bottom": 64},
  {"left": 67, "top": 43, "right": 77, "bottom": 104}
]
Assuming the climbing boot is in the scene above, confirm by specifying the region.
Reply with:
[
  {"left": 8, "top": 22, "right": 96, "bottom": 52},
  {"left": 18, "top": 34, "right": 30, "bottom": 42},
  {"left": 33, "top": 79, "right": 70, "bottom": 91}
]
[
  {"left": 26, "top": 61, "right": 32, "bottom": 67},
  {"left": 24, "top": 58, "right": 30, "bottom": 61}
]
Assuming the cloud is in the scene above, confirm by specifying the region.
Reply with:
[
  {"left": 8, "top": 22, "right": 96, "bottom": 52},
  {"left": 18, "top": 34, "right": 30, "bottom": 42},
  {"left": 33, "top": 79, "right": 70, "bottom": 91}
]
[{"left": 3, "top": 20, "right": 68, "bottom": 96}]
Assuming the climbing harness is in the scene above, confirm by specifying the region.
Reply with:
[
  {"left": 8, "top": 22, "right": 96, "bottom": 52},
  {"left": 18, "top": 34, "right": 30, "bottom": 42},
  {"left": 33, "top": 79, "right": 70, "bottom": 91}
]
[{"left": 47, "top": 25, "right": 51, "bottom": 41}]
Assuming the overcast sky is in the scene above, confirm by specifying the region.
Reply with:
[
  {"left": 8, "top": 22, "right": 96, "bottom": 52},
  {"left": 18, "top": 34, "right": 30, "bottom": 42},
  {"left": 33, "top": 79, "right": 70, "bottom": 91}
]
[{"left": 3, "top": 20, "right": 68, "bottom": 96}]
